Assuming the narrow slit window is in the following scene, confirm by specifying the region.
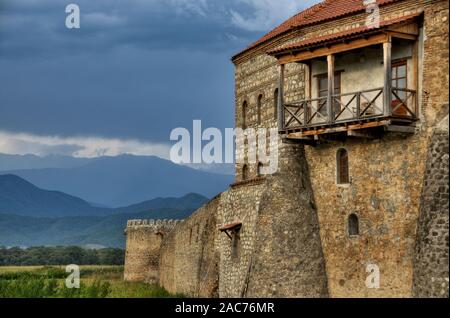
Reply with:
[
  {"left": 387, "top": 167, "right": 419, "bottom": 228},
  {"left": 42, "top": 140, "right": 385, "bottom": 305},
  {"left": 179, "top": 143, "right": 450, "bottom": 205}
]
[
  {"left": 257, "top": 162, "right": 264, "bottom": 177},
  {"left": 348, "top": 214, "right": 359, "bottom": 236},
  {"left": 337, "top": 148, "right": 349, "bottom": 184},
  {"left": 257, "top": 94, "right": 263, "bottom": 125},
  {"left": 231, "top": 227, "right": 241, "bottom": 262},
  {"left": 274, "top": 89, "right": 279, "bottom": 120},
  {"left": 242, "top": 164, "right": 248, "bottom": 181},
  {"left": 242, "top": 101, "right": 248, "bottom": 129}
]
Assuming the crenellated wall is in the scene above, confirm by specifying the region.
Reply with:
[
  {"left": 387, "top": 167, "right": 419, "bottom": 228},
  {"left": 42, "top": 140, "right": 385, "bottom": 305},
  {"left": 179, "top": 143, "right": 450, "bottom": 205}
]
[{"left": 124, "top": 219, "right": 180, "bottom": 283}]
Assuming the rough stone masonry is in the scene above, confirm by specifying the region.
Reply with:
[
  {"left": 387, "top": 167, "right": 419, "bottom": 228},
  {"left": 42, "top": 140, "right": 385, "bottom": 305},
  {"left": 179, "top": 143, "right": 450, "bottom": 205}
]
[{"left": 124, "top": 0, "right": 449, "bottom": 298}]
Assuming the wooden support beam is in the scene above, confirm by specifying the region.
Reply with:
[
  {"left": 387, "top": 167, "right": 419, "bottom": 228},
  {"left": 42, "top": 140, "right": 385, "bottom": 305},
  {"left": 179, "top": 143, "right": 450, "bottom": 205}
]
[
  {"left": 387, "top": 22, "right": 419, "bottom": 37},
  {"left": 383, "top": 39, "right": 392, "bottom": 116},
  {"left": 327, "top": 54, "right": 335, "bottom": 124},
  {"left": 286, "top": 120, "right": 391, "bottom": 138},
  {"left": 305, "top": 62, "right": 311, "bottom": 99},
  {"left": 278, "top": 64, "right": 285, "bottom": 131},
  {"left": 386, "top": 31, "right": 418, "bottom": 41},
  {"left": 277, "top": 33, "right": 388, "bottom": 64}
]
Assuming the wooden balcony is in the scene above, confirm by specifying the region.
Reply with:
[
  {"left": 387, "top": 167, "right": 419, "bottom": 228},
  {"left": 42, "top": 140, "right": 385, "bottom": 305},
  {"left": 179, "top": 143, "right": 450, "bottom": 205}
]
[
  {"left": 270, "top": 13, "right": 421, "bottom": 142},
  {"left": 281, "top": 87, "right": 417, "bottom": 136}
]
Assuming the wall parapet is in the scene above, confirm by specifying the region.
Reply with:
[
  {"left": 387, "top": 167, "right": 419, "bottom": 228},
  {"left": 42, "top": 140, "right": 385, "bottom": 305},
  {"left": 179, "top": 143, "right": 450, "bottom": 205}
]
[{"left": 125, "top": 219, "right": 182, "bottom": 233}]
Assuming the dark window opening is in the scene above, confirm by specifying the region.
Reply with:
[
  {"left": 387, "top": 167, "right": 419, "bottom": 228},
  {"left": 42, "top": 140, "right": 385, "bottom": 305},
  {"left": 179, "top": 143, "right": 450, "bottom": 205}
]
[
  {"left": 274, "top": 89, "right": 279, "bottom": 120},
  {"left": 337, "top": 148, "right": 349, "bottom": 184},
  {"left": 231, "top": 227, "right": 241, "bottom": 262},
  {"left": 257, "top": 94, "right": 263, "bottom": 125},
  {"left": 242, "top": 164, "right": 248, "bottom": 181},
  {"left": 242, "top": 101, "right": 248, "bottom": 129},
  {"left": 348, "top": 214, "right": 359, "bottom": 236},
  {"left": 257, "top": 162, "right": 264, "bottom": 177}
]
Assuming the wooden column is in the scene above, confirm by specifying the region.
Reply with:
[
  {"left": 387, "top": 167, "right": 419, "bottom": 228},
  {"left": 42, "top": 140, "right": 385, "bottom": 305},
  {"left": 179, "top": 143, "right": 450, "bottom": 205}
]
[
  {"left": 305, "top": 62, "right": 312, "bottom": 99},
  {"left": 327, "top": 55, "right": 335, "bottom": 123},
  {"left": 278, "top": 64, "right": 285, "bottom": 131},
  {"left": 383, "top": 39, "right": 392, "bottom": 116},
  {"left": 304, "top": 62, "right": 311, "bottom": 125}
]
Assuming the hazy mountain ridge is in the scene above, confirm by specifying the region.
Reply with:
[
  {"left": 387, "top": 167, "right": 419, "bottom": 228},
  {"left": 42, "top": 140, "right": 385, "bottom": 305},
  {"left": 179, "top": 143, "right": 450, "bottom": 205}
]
[
  {"left": 2, "top": 154, "right": 233, "bottom": 207},
  {"left": 0, "top": 207, "right": 196, "bottom": 248},
  {"left": 0, "top": 174, "right": 209, "bottom": 218},
  {"left": 0, "top": 153, "right": 95, "bottom": 171},
  {"left": 0, "top": 174, "right": 110, "bottom": 217},
  {"left": 0, "top": 175, "right": 208, "bottom": 247},
  {"left": 0, "top": 154, "right": 221, "bottom": 247}
]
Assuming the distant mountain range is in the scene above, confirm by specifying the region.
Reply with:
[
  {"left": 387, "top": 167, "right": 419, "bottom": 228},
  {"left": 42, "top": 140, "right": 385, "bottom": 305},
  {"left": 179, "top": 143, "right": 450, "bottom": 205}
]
[
  {"left": 0, "top": 174, "right": 109, "bottom": 217},
  {"left": 0, "top": 208, "right": 199, "bottom": 248},
  {"left": 0, "top": 174, "right": 209, "bottom": 247},
  {"left": 0, "top": 174, "right": 209, "bottom": 218},
  {"left": 0, "top": 153, "right": 231, "bottom": 248},
  {"left": 0, "top": 153, "right": 233, "bottom": 207},
  {"left": 0, "top": 153, "right": 93, "bottom": 171}
]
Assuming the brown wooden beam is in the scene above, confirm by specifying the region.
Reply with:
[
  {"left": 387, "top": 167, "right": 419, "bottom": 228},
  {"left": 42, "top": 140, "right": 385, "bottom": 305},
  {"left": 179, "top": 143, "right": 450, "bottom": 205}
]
[
  {"left": 327, "top": 54, "right": 335, "bottom": 124},
  {"left": 386, "top": 31, "right": 418, "bottom": 41},
  {"left": 286, "top": 120, "right": 391, "bottom": 138},
  {"left": 277, "top": 33, "right": 388, "bottom": 64},
  {"left": 383, "top": 39, "right": 392, "bottom": 116}
]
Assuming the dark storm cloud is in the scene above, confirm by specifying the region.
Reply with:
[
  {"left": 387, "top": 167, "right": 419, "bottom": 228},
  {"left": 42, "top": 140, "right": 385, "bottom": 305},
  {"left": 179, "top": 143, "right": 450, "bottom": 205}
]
[
  {"left": 0, "top": 0, "right": 319, "bottom": 155},
  {"left": 0, "top": 0, "right": 256, "bottom": 59}
]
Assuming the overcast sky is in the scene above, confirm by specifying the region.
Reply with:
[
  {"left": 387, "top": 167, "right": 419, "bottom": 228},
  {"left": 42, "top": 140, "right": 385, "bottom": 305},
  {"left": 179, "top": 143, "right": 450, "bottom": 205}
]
[{"left": 0, "top": 0, "right": 319, "bottom": 159}]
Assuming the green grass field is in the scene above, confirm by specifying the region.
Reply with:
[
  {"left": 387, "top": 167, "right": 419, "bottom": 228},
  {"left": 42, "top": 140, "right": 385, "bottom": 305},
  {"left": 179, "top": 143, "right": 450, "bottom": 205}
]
[{"left": 0, "top": 265, "right": 183, "bottom": 298}]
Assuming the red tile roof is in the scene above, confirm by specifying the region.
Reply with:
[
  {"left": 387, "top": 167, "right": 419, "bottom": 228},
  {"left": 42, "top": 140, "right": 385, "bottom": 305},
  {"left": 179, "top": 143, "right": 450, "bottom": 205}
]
[
  {"left": 232, "top": 0, "right": 401, "bottom": 61},
  {"left": 268, "top": 11, "right": 422, "bottom": 55}
]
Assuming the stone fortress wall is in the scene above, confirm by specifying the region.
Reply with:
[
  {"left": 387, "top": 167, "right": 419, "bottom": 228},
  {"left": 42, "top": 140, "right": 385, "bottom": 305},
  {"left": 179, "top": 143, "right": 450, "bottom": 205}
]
[
  {"left": 159, "top": 196, "right": 221, "bottom": 298},
  {"left": 124, "top": 0, "right": 449, "bottom": 298},
  {"left": 123, "top": 219, "right": 180, "bottom": 283}
]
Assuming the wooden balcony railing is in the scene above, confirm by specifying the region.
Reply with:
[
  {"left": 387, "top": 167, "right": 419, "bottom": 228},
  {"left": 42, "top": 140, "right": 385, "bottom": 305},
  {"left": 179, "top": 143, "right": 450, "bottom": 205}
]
[{"left": 282, "top": 87, "right": 417, "bottom": 131}]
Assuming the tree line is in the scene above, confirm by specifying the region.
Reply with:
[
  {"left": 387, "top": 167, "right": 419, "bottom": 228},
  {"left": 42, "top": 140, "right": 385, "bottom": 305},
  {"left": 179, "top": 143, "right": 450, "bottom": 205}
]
[{"left": 0, "top": 246, "right": 124, "bottom": 266}]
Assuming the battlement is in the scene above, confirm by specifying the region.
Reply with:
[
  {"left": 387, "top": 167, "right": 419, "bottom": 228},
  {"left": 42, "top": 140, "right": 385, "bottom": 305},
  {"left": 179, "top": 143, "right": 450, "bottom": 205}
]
[
  {"left": 125, "top": 219, "right": 182, "bottom": 234},
  {"left": 124, "top": 219, "right": 183, "bottom": 283}
]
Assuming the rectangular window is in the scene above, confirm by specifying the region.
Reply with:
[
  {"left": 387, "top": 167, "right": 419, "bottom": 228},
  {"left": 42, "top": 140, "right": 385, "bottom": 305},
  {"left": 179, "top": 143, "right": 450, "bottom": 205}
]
[{"left": 391, "top": 60, "right": 408, "bottom": 115}]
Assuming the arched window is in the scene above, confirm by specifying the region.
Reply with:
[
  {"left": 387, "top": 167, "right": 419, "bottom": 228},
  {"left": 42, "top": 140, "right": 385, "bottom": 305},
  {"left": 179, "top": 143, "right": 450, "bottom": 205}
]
[
  {"left": 242, "top": 164, "right": 248, "bottom": 181},
  {"left": 242, "top": 101, "right": 247, "bottom": 129},
  {"left": 274, "top": 88, "right": 279, "bottom": 120},
  {"left": 257, "top": 162, "right": 264, "bottom": 177},
  {"left": 257, "top": 94, "right": 263, "bottom": 125},
  {"left": 337, "top": 148, "right": 349, "bottom": 184},
  {"left": 348, "top": 214, "right": 359, "bottom": 236}
]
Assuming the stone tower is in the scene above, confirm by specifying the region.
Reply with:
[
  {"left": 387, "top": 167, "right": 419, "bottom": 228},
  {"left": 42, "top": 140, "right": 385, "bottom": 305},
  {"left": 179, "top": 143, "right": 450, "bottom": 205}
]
[{"left": 124, "top": 219, "right": 180, "bottom": 283}]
